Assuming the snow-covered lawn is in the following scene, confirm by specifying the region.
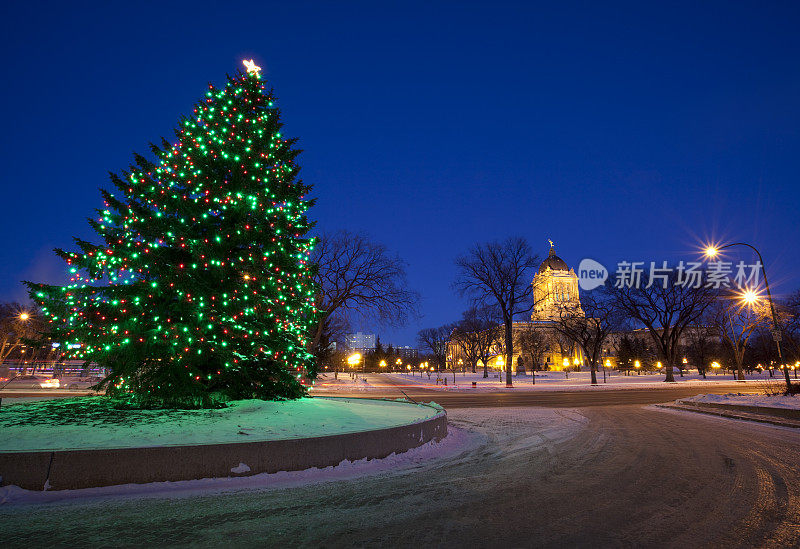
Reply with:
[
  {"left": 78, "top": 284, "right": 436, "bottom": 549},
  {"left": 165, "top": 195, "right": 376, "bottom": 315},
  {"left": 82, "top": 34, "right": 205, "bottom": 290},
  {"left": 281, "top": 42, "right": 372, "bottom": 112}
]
[
  {"left": 311, "top": 373, "right": 374, "bottom": 391},
  {"left": 387, "top": 370, "right": 776, "bottom": 391},
  {"left": 682, "top": 393, "right": 800, "bottom": 410},
  {"left": 0, "top": 397, "right": 441, "bottom": 452}
]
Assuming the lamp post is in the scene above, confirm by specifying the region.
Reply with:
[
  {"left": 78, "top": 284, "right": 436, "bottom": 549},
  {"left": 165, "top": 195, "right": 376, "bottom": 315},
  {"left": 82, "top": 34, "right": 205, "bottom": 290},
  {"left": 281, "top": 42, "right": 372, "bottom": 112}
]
[{"left": 705, "top": 243, "right": 790, "bottom": 389}]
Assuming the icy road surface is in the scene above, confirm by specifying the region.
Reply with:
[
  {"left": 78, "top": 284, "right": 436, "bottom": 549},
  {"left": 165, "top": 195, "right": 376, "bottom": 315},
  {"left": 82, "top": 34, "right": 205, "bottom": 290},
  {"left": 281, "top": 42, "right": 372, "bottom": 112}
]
[{"left": 2, "top": 405, "right": 800, "bottom": 547}]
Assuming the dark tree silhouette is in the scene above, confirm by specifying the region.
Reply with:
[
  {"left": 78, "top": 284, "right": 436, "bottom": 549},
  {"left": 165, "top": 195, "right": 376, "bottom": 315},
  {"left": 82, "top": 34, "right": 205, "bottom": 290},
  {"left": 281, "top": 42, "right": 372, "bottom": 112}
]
[
  {"left": 610, "top": 272, "right": 716, "bottom": 382},
  {"left": 417, "top": 324, "right": 454, "bottom": 374},
  {"left": 311, "top": 231, "right": 419, "bottom": 355},
  {"left": 454, "top": 237, "right": 538, "bottom": 387},
  {"left": 554, "top": 287, "right": 625, "bottom": 385}
]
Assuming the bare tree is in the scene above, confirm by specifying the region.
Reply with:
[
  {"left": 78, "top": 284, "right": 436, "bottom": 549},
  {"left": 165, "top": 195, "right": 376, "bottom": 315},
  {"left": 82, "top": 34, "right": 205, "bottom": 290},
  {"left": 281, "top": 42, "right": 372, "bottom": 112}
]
[
  {"left": 684, "top": 324, "right": 717, "bottom": 379},
  {"left": 417, "top": 325, "right": 454, "bottom": 376},
  {"left": 454, "top": 237, "right": 539, "bottom": 387},
  {"left": 710, "top": 290, "right": 770, "bottom": 381},
  {"left": 453, "top": 306, "right": 500, "bottom": 374},
  {"left": 514, "top": 323, "right": 548, "bottom": 383},
  {"left": 611, "top": 273, "right": 716, "bottom": 382},
  {"left": 554, "top": 288, "right": 624, "bottom": 385},
  {"left": 310, "top": 230, "right": 419, "bottom": 353}
]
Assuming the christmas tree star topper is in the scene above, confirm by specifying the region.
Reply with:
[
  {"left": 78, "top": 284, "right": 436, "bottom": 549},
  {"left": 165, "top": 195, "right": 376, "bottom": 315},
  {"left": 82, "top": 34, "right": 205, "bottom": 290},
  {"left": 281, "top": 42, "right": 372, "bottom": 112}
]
[{"left": 243, "top": 59, "right": 261, "bottom": 75}]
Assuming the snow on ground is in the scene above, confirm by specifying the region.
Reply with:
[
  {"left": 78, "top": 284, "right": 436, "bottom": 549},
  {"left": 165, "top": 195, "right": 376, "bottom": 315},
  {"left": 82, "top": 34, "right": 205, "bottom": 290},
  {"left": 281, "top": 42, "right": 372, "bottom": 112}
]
[
  {"left": 0, "top": 397, "right": 440, "bottom": 452},
  {"left": 0, "top": 406, "right": 583, "bottom": 506},
  {"left": 683, "top": 393, "right": 800, "bottom": 409},
  {"left": 387, "top": 370, "right": 777, "bottom": 391},
  {"left": 311, "top": 373, "right": 374, "bottom": 391}
]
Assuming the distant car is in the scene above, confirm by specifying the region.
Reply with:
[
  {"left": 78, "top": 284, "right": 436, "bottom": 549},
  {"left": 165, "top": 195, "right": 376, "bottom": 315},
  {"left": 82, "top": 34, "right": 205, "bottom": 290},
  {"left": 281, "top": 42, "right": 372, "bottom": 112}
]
[
  {"left": 1, "top": 375, "right": 47, "bottom": 389},
  {"left": 60, "top": 376, "right": 102, "bottom": 390},
  {"left": 1, "top": 374, "right": 101, "bottom": 390}
]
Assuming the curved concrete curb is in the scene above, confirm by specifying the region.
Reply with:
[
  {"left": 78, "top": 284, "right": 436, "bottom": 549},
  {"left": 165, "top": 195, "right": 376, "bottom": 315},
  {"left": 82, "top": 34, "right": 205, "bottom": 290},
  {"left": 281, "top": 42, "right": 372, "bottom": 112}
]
[
  {"left": 0, "top": 399, "right": 447, "bottom": 491},
  {"left": 674, "top": 399, "right": 800, "bottom": 419},
  {"left": 656, "top": 403, "right": 800, "bottom": 429}
]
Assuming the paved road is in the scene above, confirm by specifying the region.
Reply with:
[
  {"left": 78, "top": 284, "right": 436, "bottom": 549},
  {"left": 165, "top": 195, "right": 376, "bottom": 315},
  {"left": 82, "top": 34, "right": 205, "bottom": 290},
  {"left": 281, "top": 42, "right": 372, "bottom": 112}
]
[
  {"left": 3, "top": 404, "right": 799, "bottom": 547},
  {"left": 314, "top": 373, "right": 762, "bottom": 408}
]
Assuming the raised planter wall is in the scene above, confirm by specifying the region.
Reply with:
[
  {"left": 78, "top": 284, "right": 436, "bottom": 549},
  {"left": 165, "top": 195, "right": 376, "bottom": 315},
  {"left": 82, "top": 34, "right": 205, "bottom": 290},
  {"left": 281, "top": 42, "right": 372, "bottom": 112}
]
[{"left": 0, "top": 405, "right": 447, "bottom": 491}]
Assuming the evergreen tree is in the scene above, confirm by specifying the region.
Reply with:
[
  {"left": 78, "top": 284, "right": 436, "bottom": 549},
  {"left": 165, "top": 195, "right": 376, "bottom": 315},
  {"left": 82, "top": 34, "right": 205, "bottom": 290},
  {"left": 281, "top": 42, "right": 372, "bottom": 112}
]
[{"left": 26, "top": 61, "right": 317, "bottom": 407}]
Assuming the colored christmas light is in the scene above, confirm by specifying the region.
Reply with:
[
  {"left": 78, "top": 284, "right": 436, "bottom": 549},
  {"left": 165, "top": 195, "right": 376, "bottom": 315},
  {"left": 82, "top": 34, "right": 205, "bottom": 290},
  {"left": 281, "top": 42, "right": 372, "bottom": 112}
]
[{"left": 26, "top": 63, "right": 318, "bottom": 407}]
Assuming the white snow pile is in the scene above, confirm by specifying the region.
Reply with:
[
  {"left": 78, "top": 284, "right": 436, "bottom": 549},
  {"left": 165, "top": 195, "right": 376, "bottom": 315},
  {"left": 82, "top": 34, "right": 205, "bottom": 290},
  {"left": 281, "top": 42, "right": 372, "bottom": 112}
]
[
  {"left": 683, "top": 393, "right": 800, "bottom": 410},
  {"left": 0, "top": 397, "right": 441, "bottom": 452},
  {"left": 230, "top": 463, "right": 251, "bottom": 474}
]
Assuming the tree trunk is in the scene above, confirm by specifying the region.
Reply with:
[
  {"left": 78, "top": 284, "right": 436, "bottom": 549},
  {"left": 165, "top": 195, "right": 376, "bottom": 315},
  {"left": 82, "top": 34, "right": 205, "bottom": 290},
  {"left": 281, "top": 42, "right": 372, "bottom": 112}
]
[
  {"left": 664, "top": 359, "right": 675, "bottom": 382},
  {"left": 483, "top": 361, "right": 488, "bottom": 378},
  {"left": 590, "top": 363, "right": 598, "bottom": 385},
  {"left": 504, "top": 321, "right": 513, "bottom": 387},
  {"left": 735, "top": 352, "right": 745, "bottom": 381}
]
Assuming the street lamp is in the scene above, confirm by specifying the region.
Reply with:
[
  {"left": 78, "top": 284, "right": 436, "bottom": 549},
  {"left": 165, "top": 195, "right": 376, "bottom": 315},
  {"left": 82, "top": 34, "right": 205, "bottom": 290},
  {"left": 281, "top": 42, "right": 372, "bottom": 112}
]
[
  {"left": 379, "top": 359, "right": 387, "bottom": 369},
  {"left": 347, "top": 352, "right": 361, "bottom": 371},
  {"left": 19, "top": 312, "right": 30, "bottom": 321},
  {"left": 704, "top": 242, "right": 790, "bottom": 388}
]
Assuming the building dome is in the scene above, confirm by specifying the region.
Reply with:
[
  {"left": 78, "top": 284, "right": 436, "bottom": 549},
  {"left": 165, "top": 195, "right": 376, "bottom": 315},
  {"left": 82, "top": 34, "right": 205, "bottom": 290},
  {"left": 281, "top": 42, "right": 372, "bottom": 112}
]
[{"left": 538, "top": 246, "right": 569, "bottom": 273}]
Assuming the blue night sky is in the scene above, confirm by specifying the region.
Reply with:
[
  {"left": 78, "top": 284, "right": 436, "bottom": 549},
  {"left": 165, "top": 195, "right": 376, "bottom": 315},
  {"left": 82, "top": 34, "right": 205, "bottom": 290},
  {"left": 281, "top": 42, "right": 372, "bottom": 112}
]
[{"left": 2, "top": 1, "right": 799, "bottom": 346}]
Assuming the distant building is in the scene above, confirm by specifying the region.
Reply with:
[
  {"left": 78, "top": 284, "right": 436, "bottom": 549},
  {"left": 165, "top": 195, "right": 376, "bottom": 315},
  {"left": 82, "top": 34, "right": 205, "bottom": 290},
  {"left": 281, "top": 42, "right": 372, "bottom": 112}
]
[
  {"left": 345, "top": 332, "right": 376, "bottom": 352},
  {"left": 393, "top": 346, "right": 419, "bottom": 359}
]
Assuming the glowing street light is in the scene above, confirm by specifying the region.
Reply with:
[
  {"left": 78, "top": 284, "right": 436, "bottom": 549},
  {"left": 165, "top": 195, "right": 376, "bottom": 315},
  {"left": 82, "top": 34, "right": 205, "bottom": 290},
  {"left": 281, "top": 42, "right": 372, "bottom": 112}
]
[
  {"left": 347, "top": 353, "right": 361, "bottom": 369},
  {"left": 740, "top": 288, "right": 760, "bottom": 306},
  {"left": 379, "top": 359, "right": 387, "bottom": 368},
  {"left": 19, "top": 312, "right": 30, "bottom": 321},
  {"left": 703, "top": 240, "right": 789, "bottom": 388}
]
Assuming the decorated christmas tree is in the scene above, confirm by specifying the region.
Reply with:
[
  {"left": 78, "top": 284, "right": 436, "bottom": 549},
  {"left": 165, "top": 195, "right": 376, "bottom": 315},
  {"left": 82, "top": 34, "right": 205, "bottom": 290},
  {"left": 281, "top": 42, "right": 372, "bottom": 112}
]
[{"left": 26, "top": 60, "right": 318, "bottom": 407}]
